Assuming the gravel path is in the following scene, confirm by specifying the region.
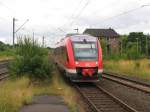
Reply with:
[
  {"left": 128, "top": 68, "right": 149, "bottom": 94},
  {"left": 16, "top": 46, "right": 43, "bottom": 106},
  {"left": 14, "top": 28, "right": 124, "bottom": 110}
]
[{"left": 20, "top": 95, "right": 69, "bottom": 112}]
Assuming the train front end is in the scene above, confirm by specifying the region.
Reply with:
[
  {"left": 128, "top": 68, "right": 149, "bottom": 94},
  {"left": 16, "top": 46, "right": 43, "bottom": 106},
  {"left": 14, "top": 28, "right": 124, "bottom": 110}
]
[{"left": 67, "top": 35, "right": 103, "bottom": 82}]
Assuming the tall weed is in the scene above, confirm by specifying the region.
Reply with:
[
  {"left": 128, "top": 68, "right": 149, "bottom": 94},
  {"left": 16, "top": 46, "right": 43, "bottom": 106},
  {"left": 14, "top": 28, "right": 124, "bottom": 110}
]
[{"left": 9, "top": 37, "right": 53, "bottom": 80}]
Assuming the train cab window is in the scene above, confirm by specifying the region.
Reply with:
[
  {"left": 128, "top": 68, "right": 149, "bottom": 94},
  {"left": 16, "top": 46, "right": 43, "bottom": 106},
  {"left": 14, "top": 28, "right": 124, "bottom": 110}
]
[{"left": 73, "top": 42, "right": 98, "bottom": 61}]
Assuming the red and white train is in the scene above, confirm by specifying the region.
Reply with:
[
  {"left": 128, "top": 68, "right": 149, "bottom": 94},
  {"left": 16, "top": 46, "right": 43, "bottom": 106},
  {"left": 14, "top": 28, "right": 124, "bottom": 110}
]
[{"left": 54, "top": 34, "right": 103, "bottom": 82}]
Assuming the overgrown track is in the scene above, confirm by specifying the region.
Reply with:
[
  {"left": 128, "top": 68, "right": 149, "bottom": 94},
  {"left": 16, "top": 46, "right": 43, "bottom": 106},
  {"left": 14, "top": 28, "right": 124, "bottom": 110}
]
[
  {"left": 0, "top": 60, "right": 10, "bottom": 81},
  {"left": 74, "top": 83, "right": 139, "bottom": 112},
  {"left": 0, "top": 60, "right": 10, "bottom": 68},
  {"left": 102, "top": 72, "right": 150, "bottom": 94}
]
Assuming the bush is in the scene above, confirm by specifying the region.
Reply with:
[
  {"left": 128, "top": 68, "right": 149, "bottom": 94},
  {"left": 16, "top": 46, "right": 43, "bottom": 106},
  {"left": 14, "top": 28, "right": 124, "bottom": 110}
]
[
  {"left": 9, "top": 37, "right": 53, "bottom": 80},
  {"left": 126, "top": 44, "right": 141, "bottom": 59},
  {"left": 0, "top": 41, "right": 12, "bottom": 51},
  {"left": 0, "top": 49, "right": 15, "bottom": 57}
]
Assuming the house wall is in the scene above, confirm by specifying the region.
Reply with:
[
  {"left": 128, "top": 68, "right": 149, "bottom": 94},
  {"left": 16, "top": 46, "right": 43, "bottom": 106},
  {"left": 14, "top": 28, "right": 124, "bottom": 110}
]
[
  {"left": 100, "top": 37, "right": 120, "bottom": 54},
  {"left": 108, "top": 37, "right": 120, "bottom": 54}
]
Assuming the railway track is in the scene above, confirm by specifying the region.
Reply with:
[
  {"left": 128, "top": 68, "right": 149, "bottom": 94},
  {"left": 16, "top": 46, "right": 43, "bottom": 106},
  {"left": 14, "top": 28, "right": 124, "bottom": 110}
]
[
  {"left": 0, "top": 60, "right": 10, "bottom": 68},
  {"left": 73, "top": 71, "right": 150, "bottom": 112},
  {"left": 74, "top": 83, "right": 138, "bottom": 112},
  {"left": 102, "top": 72, "right": 150, "bottom": 94},
  {"left": 0, "top": 60, "right": 10, "bottom": 81}
]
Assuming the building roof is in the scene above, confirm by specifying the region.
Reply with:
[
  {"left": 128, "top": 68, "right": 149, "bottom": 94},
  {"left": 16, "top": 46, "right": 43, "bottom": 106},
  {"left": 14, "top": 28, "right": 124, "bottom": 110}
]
[{"left": 83, "top": 28, "right": 119, "bottom": 38}]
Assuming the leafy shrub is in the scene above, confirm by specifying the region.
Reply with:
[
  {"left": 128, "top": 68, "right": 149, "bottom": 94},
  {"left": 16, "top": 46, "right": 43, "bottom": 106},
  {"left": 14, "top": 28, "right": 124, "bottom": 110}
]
[
  {"left": 0, "top": 49, "right": 15, "bottom": 57},
  {"left": 0, "top": 41, "right": 14, "bottom": 58},
  {"left": 9, "top": 37, "right": 53, "bottom": 80},
  {"left": 126, "top": 44, "right": 141, "bottom": 59},
  {"left": 0, "top": 41, "right": 6, "bottom": 51},
  {"left": 0, "top": 41, "right": 12, "bottom": 51}
]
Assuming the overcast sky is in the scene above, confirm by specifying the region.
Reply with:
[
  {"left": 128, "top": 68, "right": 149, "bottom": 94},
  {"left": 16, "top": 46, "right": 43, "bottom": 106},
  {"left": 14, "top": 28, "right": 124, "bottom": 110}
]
[{"left": 0, "top": 0, "right": 150, "bottom": 47}]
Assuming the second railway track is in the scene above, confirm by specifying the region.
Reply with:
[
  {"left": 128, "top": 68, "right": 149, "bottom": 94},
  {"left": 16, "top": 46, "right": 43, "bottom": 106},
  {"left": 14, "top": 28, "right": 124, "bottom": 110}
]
[
  {"left": 0, "top": 60, "right": 10, "bottom": 81},
  {"left": 102, "top": 72, "right": 150, "bottom": 94},
  {"left": 0, "top": 68, "right": 9, "bottom": 81},
  {"left": 74, "top": 83, "right": 138, "bottom": 112}
]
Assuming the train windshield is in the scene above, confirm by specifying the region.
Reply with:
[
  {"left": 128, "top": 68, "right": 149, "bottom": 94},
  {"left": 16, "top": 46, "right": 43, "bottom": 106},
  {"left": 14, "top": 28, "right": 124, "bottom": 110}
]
[{"left": 73, "top": 42, "right": 98, "bottom": 61}]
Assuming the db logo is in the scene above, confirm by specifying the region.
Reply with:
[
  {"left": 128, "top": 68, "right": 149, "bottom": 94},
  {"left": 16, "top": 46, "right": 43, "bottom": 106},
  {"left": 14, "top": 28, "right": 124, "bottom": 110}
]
[{"left": 85, "top": 63, "right": 90, "bottom": 67}]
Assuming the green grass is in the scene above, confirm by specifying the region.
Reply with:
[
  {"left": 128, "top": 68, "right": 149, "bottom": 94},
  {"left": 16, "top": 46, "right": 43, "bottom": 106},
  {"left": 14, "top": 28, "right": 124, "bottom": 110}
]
[
  {"left": 0, "top": 37, "right": 85, "bottom": 112},
  {"left": 104, "top": 59, "right": 150, "bottom": 82},
  {"left": 0, "top": 50, "right": 14, "bottom": 61},
  {"left": 0, "top": 71, "right": 84, "bottom": 112}
]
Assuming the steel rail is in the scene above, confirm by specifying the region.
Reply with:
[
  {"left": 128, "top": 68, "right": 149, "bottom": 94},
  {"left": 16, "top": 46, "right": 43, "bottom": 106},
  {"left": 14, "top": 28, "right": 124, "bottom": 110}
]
[
  {"left": 74, "top": 83, "right": 139, "bottom": 112},
  {"left": 0, "top": 74, "right": 9, "bottom": 80},
  {"left": 103, "top": 71, "right": 150, "bottom": 87},
  {"left": 0, "top": 60, "right": 10, "bottom": 81},
  {"left": 102, "top": 72, "right": 150, "bottom": 94},
  {"left": 95, "top": 84, "right": 138, "bottom": 112},
  {"left": 74, "top": 84, "right": 100, "bottom": 112}
]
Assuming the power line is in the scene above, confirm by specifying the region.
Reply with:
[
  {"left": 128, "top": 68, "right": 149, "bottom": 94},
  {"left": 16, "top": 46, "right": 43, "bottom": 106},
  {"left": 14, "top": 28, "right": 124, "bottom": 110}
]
[
  {"left": 57, "top": 28, "right": 66, "bottom": 33},
  {"left": 74, "top": 0, "right": 90, "bottom": 19},
  {"left": 0, "top": 16, "right": 8, "bottom": 21},
  {"left": 48, "top": 23, "right": 67, "bottom": 34},
  {"left": 91, "top": 4, "right": 150, "bottom": 27},
  {"left": 69, "top": 0, "right": 84, "bottom": 19},
  {"left": 57, "top": 0, "right": 85, "bottom": 31},
  {"left": 57, "top": 0, "right": 90, "bottom": 33},
  {"left": 70, "top": 0, "right": 91, "bottom": 26},
  {"left": 0, "top": 1, "right": 15, "bottom": 22},
  {"left": 103, "top": 7, "right": 141, "bottom": 21},
  {"left": 28, "top": 23, "right": 66, "bottom": 42},
  {"left": 15, "top": 19, "right": 29, "bottom": 33},
  {"left": 0, "top": 16, "right": 11, "bottom": 23},
  {"left": 0, "top": 1, "right": 15, "bottom": 15},
  {"left": 49, "top": 24, "right": 67, "bottom": 34}
]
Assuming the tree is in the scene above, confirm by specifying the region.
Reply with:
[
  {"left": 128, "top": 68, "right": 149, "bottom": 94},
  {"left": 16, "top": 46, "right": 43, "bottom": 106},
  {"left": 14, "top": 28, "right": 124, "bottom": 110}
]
[
  {"left": 0, "top": 41, "right": 6, "bottom": 51},
  {"left": 128, "top": 32, "right": 146, "bottom": 54}
]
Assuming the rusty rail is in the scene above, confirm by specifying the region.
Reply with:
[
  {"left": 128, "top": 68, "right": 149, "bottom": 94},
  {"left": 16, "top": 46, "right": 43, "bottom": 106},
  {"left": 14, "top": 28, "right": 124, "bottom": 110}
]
[
  {"left": 102, "top": 72, "right": 150, "bottom": 94},
  {"left": 74, "top": 83, "right": 139, "bottom": 112}
]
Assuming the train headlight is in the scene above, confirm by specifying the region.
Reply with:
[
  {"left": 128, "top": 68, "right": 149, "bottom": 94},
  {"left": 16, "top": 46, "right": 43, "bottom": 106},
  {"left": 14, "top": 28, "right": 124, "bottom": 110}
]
[
  {"left": 75, "top": 62, "right": 79, "bottom": 65},
  {"left": 96, "top": 62, "right": 98, "bottom": 65}
]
